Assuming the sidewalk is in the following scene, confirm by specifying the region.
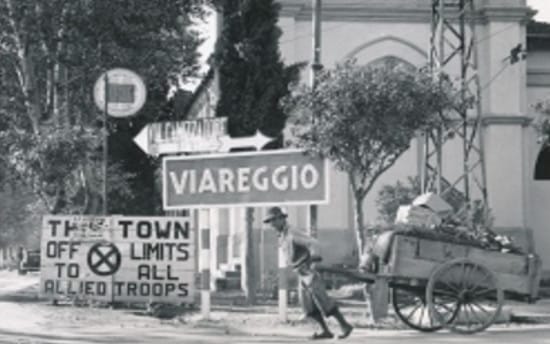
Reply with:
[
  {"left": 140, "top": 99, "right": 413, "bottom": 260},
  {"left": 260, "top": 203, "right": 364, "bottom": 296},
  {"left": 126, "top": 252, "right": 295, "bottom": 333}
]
[{"left": 506, "top": 298, "right": 550, "bottom": 323}]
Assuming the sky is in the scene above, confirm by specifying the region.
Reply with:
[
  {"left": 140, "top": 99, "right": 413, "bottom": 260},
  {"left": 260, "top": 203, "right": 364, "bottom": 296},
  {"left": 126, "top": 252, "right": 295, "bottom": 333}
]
[{"left": 528, "top": 0, "right": 550, "bottom": 22}]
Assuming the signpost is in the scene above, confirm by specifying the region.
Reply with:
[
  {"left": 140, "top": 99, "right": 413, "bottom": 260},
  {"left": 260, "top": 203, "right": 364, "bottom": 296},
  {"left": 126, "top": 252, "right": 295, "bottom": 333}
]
[
  {"left": 93, "top": 68, "right": 146, "bottom": 214},
  {"left": 162, "top": 149, "right": 329, "bottom": 209},
  {"left": 40, "top": 215, "right": 195, "bottom": 304},
  {"left": 133, "top": 117, "right": 274, "bottom": 156}
]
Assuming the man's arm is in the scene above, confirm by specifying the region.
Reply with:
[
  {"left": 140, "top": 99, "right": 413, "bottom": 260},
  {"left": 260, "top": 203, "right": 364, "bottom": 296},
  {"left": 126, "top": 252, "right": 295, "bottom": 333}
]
[{"left": 289, "top": 229, "right": 320, "bottom": 257}]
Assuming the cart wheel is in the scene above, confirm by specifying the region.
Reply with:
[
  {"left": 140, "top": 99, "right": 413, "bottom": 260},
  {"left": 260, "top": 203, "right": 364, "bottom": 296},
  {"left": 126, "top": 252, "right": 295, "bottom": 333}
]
[
  {"left": 392, "top": 287, "right": 458, "bottom": 332},
  {"left": 426, "top": 258, "right": 503, "bottom": 334}
]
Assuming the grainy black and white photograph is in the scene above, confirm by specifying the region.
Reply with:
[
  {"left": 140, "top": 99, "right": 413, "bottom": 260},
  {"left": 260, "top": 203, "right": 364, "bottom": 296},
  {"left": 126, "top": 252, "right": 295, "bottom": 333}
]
[{"left": 1, "top": 0, "right": 550, "bottom": 343}]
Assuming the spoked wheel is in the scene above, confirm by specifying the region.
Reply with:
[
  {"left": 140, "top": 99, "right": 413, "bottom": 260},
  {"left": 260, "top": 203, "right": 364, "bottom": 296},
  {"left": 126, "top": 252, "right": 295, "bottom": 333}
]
[
  {"left": 426, "top": 258, "right": 503, "bottom": 334},
  {"left": 392, "top": 287, "right": 458, "bottom": 332}
]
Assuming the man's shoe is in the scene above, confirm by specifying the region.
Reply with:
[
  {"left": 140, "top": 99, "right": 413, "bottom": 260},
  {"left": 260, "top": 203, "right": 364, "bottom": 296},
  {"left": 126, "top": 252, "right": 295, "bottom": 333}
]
[
  {"left": 311, "top": 331, "right": 334, "bottom": 340},
  {"left": 338, "top": 325, "right": 353, "bottom": 339}
]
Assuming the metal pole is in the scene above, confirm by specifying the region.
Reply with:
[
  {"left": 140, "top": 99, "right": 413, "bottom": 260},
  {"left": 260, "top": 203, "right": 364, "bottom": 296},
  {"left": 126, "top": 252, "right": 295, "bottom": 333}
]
[
  {"left": 308, "top": 0, "right": 322, "bottom": 239},
  {"left": 103, "top": 73, "right": 109, "bottom": 215}
]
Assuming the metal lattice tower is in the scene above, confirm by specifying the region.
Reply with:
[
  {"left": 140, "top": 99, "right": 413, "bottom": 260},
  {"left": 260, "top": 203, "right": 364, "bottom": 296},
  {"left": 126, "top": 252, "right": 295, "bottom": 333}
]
[{"left": 421, "top": 0, "right": 488, "bottom": 219}]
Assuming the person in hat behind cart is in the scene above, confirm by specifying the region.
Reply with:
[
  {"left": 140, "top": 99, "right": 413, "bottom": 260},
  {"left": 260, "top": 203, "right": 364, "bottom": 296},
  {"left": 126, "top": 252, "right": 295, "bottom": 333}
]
[{"left": 264, "top": 206, "right": 353, "bottom": 340}]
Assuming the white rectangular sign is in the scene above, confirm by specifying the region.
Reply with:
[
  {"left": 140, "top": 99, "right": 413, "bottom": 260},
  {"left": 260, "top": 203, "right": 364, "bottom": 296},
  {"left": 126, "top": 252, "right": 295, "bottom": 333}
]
[
  {"left": 40, "top": 216, "right": 195, "bottom": 304},
  {"left": 134, "top": 117, "right": 228, "bottom": 155},
  {"left": 163, "top": 149, "right": 329, "bottom": 209}
]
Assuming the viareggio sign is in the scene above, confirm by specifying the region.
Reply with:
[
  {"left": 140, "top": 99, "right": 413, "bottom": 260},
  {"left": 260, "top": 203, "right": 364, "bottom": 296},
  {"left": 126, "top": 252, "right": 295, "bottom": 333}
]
[
  {"left": 162, "top": 149, "right": 329, "bottom": 209},
  {"left": 40, "top": 215, "right": 195, "bottom": 303}
]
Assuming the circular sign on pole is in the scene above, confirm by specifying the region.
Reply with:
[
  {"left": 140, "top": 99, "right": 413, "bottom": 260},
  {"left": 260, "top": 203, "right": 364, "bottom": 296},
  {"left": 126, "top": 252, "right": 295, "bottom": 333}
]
[{"left": 93, "top": 68, "right": 147, "bottom": 118}]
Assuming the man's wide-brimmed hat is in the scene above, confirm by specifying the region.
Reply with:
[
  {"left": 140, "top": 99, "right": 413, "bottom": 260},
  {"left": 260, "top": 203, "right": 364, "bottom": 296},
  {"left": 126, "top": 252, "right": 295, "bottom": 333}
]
[{"left": 263, "top": 206, "right": 287, "bottom": 224}]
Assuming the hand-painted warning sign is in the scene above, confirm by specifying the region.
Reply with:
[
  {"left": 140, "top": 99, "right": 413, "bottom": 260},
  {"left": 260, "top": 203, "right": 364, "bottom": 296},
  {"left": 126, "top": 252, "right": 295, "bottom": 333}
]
[{"left": 40, "top": 215, "right": 195, "bottom": 304}]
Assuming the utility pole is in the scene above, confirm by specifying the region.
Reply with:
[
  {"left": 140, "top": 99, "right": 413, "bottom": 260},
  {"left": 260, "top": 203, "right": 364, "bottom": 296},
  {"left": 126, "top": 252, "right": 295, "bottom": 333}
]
[
  {"left": 308, "top": 0, "right": 322, "bottom": 238},
  {"left": 423, "top": 0, "right": 488, "bottom": 223},
  {"left": 103, "top": 73, "right": 109, "bottom": 215}
]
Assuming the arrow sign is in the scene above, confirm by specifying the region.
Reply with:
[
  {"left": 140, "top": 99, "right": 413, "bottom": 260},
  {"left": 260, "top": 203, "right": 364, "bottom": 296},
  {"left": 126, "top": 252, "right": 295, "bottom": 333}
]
[
  {"left": 133, "top": 118, "right": 275, "bottom": 155},
  {"left": 217, "top": 131, "right": 274, "bottom": 152}
]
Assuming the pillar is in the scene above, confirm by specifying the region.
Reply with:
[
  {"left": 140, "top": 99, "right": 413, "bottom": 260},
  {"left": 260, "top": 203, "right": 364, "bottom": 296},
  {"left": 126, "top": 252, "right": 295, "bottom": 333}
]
[
  {"left": 199, "top": 209, "right": 211, "bottom": 318},
  {"left": 481, "top": 4, "right": 531, "bottom": 228}
]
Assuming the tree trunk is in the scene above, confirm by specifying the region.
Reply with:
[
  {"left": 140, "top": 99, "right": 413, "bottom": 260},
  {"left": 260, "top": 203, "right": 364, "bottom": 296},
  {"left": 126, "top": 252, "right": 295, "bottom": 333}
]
[
  {"left": 244, "top": 207, "right": 256, "bottom": 304},
  {"left": 352, "top": 194, "right": 389, "bottom": 322},
  {"left": 353, "top": 193, "right": 366, "bottom": 257}
]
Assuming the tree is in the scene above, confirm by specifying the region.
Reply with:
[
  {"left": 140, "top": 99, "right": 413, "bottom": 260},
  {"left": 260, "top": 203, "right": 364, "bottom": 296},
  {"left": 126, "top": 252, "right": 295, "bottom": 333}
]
[
  {"left": 535, "top": 101, "right": 550, "bottom": 146},
  {"left": 286, "top": 60, "right": 463, "bottom": 255},
  {"left": 212, "top": 0, "right": 302, "bottom": 303},
  {"left": 213, "top": 0, "right": 302, "bottom": 146},
  {"left": 0, "top": 0, "right": 209, "bottom": 217}
]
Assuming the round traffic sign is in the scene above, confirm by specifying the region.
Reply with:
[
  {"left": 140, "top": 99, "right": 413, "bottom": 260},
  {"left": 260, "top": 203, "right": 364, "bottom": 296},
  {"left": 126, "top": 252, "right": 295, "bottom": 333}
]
[
  {"left": 93, "top": 68, "right": 146, "bottom": 118},
  {"left": 87, "top": 242, "right": 122, "bottom": 276}
]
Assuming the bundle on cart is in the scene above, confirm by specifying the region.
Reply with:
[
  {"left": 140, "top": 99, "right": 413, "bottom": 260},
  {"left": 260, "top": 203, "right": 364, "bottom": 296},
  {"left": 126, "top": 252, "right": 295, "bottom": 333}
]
[{"left": 390, "top": 192, "right": 523, "bottom": 254}]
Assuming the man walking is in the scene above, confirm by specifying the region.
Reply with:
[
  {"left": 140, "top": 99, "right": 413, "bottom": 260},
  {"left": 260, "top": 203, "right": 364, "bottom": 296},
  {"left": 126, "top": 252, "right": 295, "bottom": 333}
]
[{"left": 263, "top": 206, "right": 353, "bottom": 340}]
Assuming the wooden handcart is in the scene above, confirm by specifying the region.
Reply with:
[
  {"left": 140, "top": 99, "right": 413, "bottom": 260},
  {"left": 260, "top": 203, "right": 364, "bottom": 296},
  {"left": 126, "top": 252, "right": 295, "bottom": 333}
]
[{"left": 318, "top": 232, "right": 542, "bottom": 334}]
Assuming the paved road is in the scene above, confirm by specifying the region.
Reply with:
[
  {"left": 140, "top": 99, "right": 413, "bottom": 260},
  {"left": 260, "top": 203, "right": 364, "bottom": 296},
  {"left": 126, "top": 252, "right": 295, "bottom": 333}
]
[
  {"left": 2, "top": 271, "right": 550, "bottom": 343},
  {"left": 2, "top": 323, "right": 550, "bottom": 344}
]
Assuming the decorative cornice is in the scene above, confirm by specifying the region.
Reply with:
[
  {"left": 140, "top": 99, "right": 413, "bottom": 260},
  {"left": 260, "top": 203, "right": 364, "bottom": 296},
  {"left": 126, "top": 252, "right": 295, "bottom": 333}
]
[
  {"left": 482, "top": 114, "right": 532, "bottom": 127},
  {"left": 277, "top": 0, "right": 534, "bottom": 24},
  {"left": 481, "top": 6, "right": 536, "bottom": 24},
  {"left": 280, "top": 3, "right": 305, "bottom": 17},
  {"left": 527, "top": 68, "right": 550, "bottom": 87}
]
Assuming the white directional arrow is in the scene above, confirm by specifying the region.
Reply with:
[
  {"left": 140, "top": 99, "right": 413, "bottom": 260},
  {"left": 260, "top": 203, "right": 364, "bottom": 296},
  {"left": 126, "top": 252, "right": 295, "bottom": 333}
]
[
  {"left": 217, "top": 130, "right": 274, "bottom": 152},
  {"left": 133, "top": 125, "right": 151, "bottom": 155},
  {"left": 133, "top": 120, "right": 274, "bottom": 155}
]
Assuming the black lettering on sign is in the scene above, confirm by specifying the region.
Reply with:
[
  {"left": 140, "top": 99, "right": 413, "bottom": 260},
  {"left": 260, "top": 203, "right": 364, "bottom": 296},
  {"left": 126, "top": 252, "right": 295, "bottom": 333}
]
[
  {"left": 67, "top": 280, "right": 78, "bottom": 294},
  {"left": 63, "top": 220, "right": 78, "bottom": 237},
  {"left": 69, "top": 242, "right": 80, "bottom": 259},
  {"left": 97, "top": 281, "right": 107, "bottom": 296},
  {"left": 165, "top": 283, "right": 176, "bottom": 296},
  {"left": 153, "top": 283, "right": 163, "bottom": 297},
  {"left": 120, "top": 220, "right": 133, "bottom": 238},
  {"left": 130, "top": 243, "right": 142, "bottom": 260},
  {"left": 85, "top": 281, "right": 94, "bottom": 295},
  {"left": 44, "top": 280, "right": 54, "bottom": 293},
  {"left": 55, "top": 262, "right": 65, "bottom": 277},
  {"left": 67, "top": 263, "right": 79, "bottom": 278},
  {"left": 132, "top": 221, "right": 190, "bottom": 240},
  {"left": 175, "top": 221, "right": 189, "bottom": 240},
  {"left": 176, "top": 243, "right": 189, "bottom": 261},
  {"left": 114, "top": 282, "right": 124, "bottom": 296},
  {"left": 177, "top": 283, "right": 189, "bottom": 297},
  {"left": 48, "top": 220, "right": 62, "bottom": 237},
  {"left": 128, "top": 282, "right": 137, "bottom": 296},
  {"left": 146, "top": 243, "right": 162, "bottom": 260},
  {"left": 140, "top": 283, "right": 150, "bottom": 296},
  {"left": 137, "top": 264, "right": 150, "bottom": 280},
  {"left": 164, "top": 243, "right": 176, "bottom": 260},
  {"left": 167, "top": 265, "right": 178, "bottom": 281},
  {"left": 137, "top": 221, "right": 152, "bottom": 238},
  {"left": 46, "top": 241, "right": 72, "bottom": 258}
]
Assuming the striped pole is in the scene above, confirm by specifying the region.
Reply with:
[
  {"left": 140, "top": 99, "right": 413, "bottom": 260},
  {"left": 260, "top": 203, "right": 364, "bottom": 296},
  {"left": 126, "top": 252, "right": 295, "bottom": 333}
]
[
  {"left": 199, "top": 209, "right": 211, "bottom": 319},
  {"left": 278, "top": 244, "right": 288, "bottom": 322}
]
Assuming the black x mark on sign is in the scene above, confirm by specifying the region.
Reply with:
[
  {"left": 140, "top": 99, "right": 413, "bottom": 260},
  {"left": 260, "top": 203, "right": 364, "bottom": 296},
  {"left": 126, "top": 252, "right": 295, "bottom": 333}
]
[{"left": 87, "top": 242, "right": 121, "bottom": 276}]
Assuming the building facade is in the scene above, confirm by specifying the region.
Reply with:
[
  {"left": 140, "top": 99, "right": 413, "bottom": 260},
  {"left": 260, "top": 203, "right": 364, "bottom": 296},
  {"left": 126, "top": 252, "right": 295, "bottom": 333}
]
[{"left": 191, "top": 0, "right": 550, "bottom": 289}]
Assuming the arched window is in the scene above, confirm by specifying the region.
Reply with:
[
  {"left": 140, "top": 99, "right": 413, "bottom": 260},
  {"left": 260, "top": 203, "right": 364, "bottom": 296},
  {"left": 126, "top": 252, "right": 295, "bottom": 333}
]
[
  {"left": 367, "top": 55, "right": 416, "bottom": 71},
  {"left": 534, "top": 145, "right": 550, "bottom": 180}
]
